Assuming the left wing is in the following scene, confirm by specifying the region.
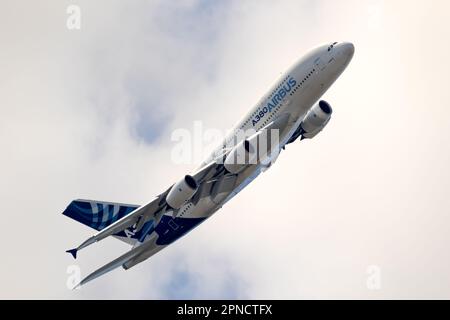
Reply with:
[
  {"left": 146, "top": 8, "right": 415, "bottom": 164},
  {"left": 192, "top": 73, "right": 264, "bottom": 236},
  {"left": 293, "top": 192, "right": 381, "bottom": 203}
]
[
  {"left": 64, "top": 114, "right": 291, "bottom": 286},
  {"left": 63, "top": 159, "right": 223, "bottom": 260},
  {"left": 64, "top": 195, "right": 164, "bottom": 259}
]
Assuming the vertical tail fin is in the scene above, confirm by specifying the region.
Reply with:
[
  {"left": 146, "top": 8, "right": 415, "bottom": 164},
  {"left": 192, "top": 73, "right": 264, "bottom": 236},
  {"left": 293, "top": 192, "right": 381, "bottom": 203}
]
[{"left": 62, "top": 199, "right": 142, "bottom": 245}]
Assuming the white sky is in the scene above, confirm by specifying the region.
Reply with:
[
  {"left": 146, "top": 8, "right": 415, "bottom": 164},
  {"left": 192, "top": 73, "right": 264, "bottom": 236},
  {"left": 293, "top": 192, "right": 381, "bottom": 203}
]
[{"left": 1, "top": 0, "right": 450, "bottom": 299}]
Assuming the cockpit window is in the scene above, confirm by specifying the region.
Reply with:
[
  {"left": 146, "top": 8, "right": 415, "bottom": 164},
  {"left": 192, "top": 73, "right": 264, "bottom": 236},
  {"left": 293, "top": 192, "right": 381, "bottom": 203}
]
[{"left": 328, "top": 42, "right": 338, "bottom": 51}]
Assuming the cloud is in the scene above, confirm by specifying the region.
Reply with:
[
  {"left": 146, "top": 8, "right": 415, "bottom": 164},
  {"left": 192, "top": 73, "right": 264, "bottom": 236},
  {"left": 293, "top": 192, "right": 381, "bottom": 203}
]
[{"left": 1, "top": 0, "right": 450, "bottom": 299}]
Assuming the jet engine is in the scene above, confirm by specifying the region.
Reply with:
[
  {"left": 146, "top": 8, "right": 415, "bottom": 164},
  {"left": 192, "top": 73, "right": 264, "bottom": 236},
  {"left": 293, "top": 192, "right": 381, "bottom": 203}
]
[
  {"left": 224, "top": 138, "right": 257, "bottom": 174},
  {"left": 300, "top": 100, "right": 332, "bottom": 139},
  {"left": 166, "top": 175, "right": 199, "bottom": 209}
]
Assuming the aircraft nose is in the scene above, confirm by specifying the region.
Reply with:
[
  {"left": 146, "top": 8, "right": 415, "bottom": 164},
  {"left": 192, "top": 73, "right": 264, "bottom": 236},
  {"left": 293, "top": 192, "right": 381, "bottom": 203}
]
[
  {"left": 334, "top": 42, "right": 354, "bottom": 66},
  {"left": 340, "top": 42, "right": 355, "bottom": 60}
]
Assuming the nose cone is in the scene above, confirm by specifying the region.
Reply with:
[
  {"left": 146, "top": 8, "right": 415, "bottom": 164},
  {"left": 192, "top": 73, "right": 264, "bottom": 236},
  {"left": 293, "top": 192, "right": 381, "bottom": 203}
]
[
  {"left": 339, "top": 42, "right": 355, "bottom": 63},
  {"left": 343, "top": 42, "right": 355, "bottom": 56}
]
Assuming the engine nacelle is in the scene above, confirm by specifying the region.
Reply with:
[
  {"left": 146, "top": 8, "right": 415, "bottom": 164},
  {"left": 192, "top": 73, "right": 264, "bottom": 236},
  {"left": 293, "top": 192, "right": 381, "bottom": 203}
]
[
  {"left": 224, "top": 139, "right": 257, "bottom": 174},
  {"left": 166, "top": 175, "right": 198, "bottom": 209},
  {"left": 300, "top": 100, "right": 332, "bottom": 139}
]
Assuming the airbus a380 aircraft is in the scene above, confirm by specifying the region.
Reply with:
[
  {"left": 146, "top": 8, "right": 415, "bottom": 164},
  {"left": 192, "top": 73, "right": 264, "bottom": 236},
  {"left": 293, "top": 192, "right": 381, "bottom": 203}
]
[{"left": 63, "top": 42, "right": 354, "bottom": 287}]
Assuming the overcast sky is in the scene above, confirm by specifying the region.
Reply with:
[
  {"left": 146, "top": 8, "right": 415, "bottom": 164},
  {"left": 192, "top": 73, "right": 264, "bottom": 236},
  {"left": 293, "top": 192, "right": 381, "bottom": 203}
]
[{"left": 1, "top": 0, "right": 450, "bottom": 299}]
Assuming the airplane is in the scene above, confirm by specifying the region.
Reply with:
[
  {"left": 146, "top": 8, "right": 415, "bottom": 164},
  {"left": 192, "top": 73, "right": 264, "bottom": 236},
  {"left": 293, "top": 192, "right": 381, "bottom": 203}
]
[{"left": 63, "top": 42, "right": 355, "bottom": 287}]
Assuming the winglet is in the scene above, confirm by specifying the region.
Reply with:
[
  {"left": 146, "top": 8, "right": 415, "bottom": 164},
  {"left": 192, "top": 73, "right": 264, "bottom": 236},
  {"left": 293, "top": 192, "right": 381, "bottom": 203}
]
[
  {"left": 72, "top": 282, "right": 81, "bottom": 290},
  {"left": 66, "top": 248, "right": 78, "bottom": 259}
]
